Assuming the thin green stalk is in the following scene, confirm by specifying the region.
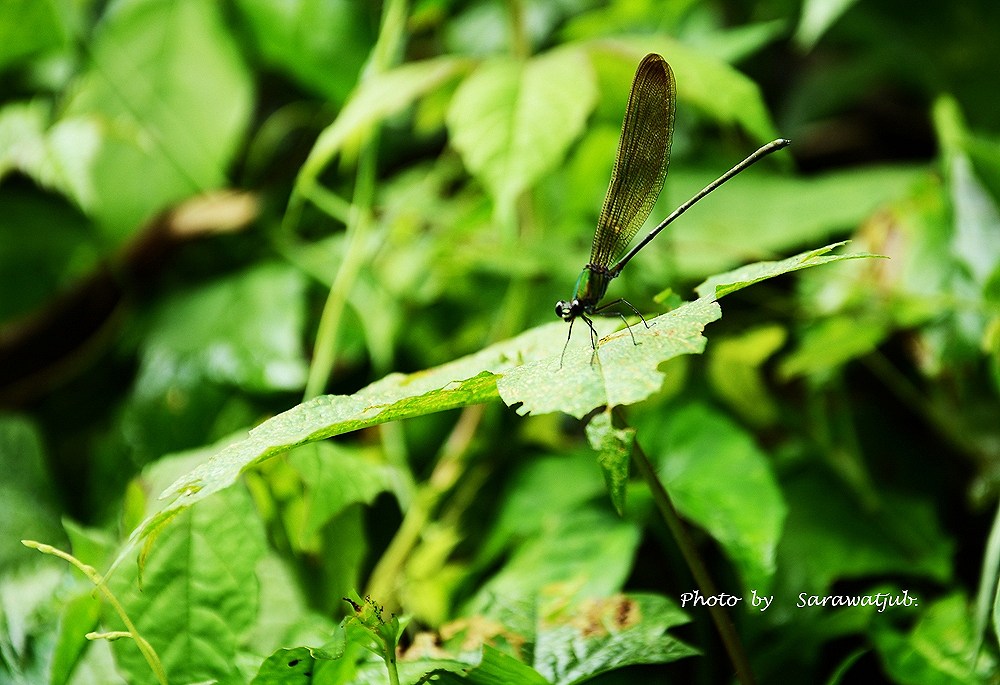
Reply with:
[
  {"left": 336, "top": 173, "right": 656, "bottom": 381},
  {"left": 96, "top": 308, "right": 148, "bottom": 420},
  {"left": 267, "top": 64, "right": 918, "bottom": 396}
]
[
  {"left": 385, "top": 648, "right": 401, "bottom": 685},
  {"left": 22, "top": 540, "right": 168, "bottom": 685},
  {"left": 302, "top": 0, "right": 410, "bottom": 399},
  {"left": 616, "top": 411, "right": 756, "bottom": 685},
  {"left": 506, "top": 0, "right": 529, "bottom": 60},
  {"left": 303, "top": 139, "right": 379, "bottom": 400},
  {"left": 366, "top": 404, "right": 485, "bottom": 606}
]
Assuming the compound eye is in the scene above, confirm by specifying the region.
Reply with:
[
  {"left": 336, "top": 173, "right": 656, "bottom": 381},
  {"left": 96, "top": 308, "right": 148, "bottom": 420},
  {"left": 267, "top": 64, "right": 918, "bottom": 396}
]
[{"left": 555, "top": 300, "right": 569, "bottom": 319}]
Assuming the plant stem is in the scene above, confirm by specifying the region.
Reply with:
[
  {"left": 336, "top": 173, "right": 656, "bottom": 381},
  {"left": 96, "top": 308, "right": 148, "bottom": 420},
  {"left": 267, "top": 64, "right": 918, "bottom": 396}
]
[
  {"left": 303, "top": 141, "right": 378, "bottom": 400},
  {"left": 366, "top": 404, "right": 485, "bottom": 605},
  {"left": 22, "top": 540, "right": 169, "bottom": 685},
  {"left": 506, "top": 0, "right": 529, "bottom": 60},
  {"left": 302, "top": 0, "right": 410, "bottom": 400},
  {"left": 385, "top": 643, "right": 401, "bottom": 685},
  {"left": 617, "top": 411, "right": 757, "bottom": 685}
]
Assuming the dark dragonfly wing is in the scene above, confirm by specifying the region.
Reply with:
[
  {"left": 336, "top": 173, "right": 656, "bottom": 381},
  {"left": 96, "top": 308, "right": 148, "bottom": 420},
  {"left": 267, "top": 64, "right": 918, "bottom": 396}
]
[{"left": 588, "top": 54, "right": 676, "bottom": 270}]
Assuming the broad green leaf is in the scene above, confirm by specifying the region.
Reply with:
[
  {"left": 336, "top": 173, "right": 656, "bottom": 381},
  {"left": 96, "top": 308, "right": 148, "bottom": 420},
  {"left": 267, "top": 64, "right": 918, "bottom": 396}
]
[
  {"left": 0, "top": 416, "right": 63, "bottom": 568},
  {"left": 498, "top": 297, "right": 722, "bottom": 419},
  {"left": 251, "top": 646, "right": 318, "bottom": 683},
  {"left": 585, "top": 410, "right": 635, "bottom": 515},
  {"left": 433, "top": 645, "right": 550, "bottom": 685},
  {"left": 0, "top": 563, "right": 68, "bottom": 683},
  {"left": 288, "top": 441, "right": 400, "bottom": 545},
  {"left": 0, "top": 188, "right": 98, "bottom": 320},
  {"left": 244, "top": 554, "right": 333, "bottom": 657},
  {"left": 114, "top": 242, "right": 872, "bottom": 563},
  {"left": 690, "top": 19, "right": 788, "bottom": 64},
  {"left": 444, "top": 0, "right": 519, "bottom": 57},
  {"left": 795, "top": 0, "right": 862, "bottom": 50},
  {"left": 108, "top": 485, "right": 267, "bottom": 685},
  {"left": 707, "top": 324, "right": 786, "bottom": 426},
  {"left": 252, "top": 643, "right": 354, "bottom": 684},
  {"left": 354, "top": 658, "right": 472, "bottom": 685},
  {"left": 501, "top": 244, "right": 875, "bottom": 419},
  {"left": 49, "top": 590, "right": 103, "bottom": 685},
  {"left": 949, "top": 152, "right": 1000, "bottom": 290},
  {"left": 873, "top": 594, "right": 994, "bottom": 685},
  {"left": 477, "top": 451, "right": 608, "bottom": 568},
  {"left": 774, "top": 468, "right": 952, "bottom": 608},
  {"left": 300, "top": 56, "right": 470, "bottom": 188},
  {"left": 695, "top": 241, "right": 874, "bottom": 299},
  {"left": 117, "top": 358, "right": 506, "bottom": 561},
  {"left": 136, "top": 263, "right": 309, "bottom": 393},
  {"left": 36, "top": 116, "right": 103, "bottom": 211},
  {"left": 117, "top": 323, "right": 565, "bottom": 559},
  {"left": 432, "top": 592, "right": 695, "bottom": 685},
  {"left": 447, "top": 48, "right": 597, "bottom": 213},
  {"left": 0, "top": 0, "right": 68, "bottom": 69},
  {"left": 234, "top": 0, "right": 374, "bottom": 103},
  {"left": 466, "top": 508, "right": 641, "bottom": 614},
  {"left": 0, "top": 100, "right": 49, "bottom": 182},
  {"left": 61, "top": 0, "right": 253, "bottom": 236},
  {"left": 779, "top": 314, "right": 890, "bottom": 380},
  {"left": 646, "top": 403, "right": 786, "bottom": 590},
  {"left": 534, "top": 593, "right": 697, "bottom": 684}
]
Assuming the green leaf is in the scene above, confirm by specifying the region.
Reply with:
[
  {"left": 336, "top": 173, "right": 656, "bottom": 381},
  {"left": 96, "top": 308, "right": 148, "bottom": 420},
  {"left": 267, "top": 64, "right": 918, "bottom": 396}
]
[
  {"left": 534, "top": 593, "right": 697, "bottom": 684},
  {"left": 431, "top": 592, "right": 695, "bottom": 685},
  {"left": 585, "top": 410, "right": 635, "bottom": 516},
  {"left": 300, "top": 56, "right": 470, "bottom": 188},
  {"left": 0, "top": 563, "right": 68, "bottom": 683},
  {"left": 49, "top": 591, "right": 103, "bottom": 685},
  {"left": 358, "top": 658, "right": 472, "bottom": 685},
  {"left": 250, "top": 646, "right": 319, "bottom": 684},
  {"left": 117, "top": 366, "right": 502, "bottom": 561},
  {"left": 949, "top": 153, "right": 1000, "bottom": 290},
  {"left": 137, "top": 263, "right": 309, "bottom": 393},
  {"left": 447, "top": 48, "right": 597, "bottom": 213},
  {"left": 61, "top": 0, "right": 253, "bottom": 236},
  {"left": 779, "top": 314, "right": 890, "bottom": 380},
  {"left": 498, "top": 297, "right": 722, "bottom": 419},
  {"left": 477, "top": 451, "right": 608, "bottom": 568},
  {"left": 467, "top": 509, "right": 641, "bottom": 614},
  {"left": 0, "top": 100, "right": 49, "bottom": 182},
  {"left": 975, "top": 503, "right": 1000, "bottom": 666},
  {"left": 289, "top": 442, "right": 400, "bottom": 545},
  {"left": 0, "top": 0, "right": 68, "bottom": 68},
  {"left": 0, "top": 186, "right": 100, "bottom": 320},
  {"left": 707, "top": 324, "right": 786, "bottom": 426},
  {"left": 234, "top": 0, "right": 374, "bottom": 103},
  {"left": 108, "top": 484, "right": 268, "bottom": 685},
  {"left": 0, "top": 416, "right": 64, "bottom": 569},
  {"left": 454, "top": 645, "right": 551, "bottom": 685},
  {"left": 795, "top": 0, "right": 862, "bottom": 50},
  {"left": 695, "top": 241, "right": 876, "bottom": 299},
  {"left": 690, "top": 19, "right": 788, "bottom": 64},
  {"left": 873, "top": 594, "right": 994, "bottom": 685},
  {"left": 774, "top": 468, "right": 952, "bottom": 605},
  {"left": 649, "top": 403, "right": 786, "bottom": 590},
  {"left": 115, "top": 241, "right": 873, "bottom": 562},
  {"left": 501, "top": 243, "right": 878, "bottom": 419}
]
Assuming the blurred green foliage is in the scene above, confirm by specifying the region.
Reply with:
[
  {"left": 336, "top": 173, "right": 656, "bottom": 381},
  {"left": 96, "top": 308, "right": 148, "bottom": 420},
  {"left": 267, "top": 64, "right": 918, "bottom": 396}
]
[{"left": 2, "top": 0, "right": 1000, "bottom": 683}]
